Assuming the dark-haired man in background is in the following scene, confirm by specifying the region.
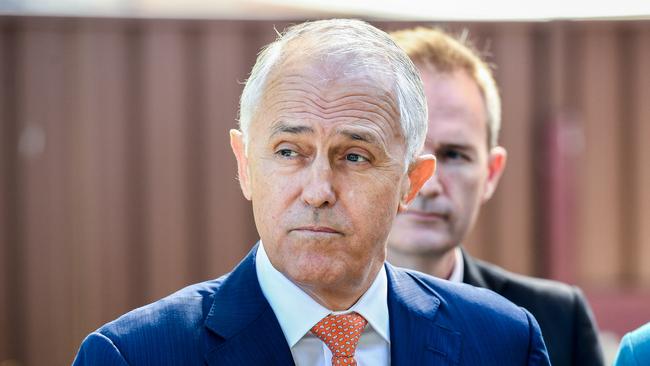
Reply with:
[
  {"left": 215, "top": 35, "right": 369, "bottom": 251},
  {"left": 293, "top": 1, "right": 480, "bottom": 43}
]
[{"left": 389, "top": 27, "right": 604, "bottom": 366}]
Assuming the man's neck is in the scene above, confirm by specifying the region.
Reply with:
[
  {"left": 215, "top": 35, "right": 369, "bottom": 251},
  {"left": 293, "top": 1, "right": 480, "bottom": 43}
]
[{"left": 387, "top": 246, "right": 458, "bottom": 280}]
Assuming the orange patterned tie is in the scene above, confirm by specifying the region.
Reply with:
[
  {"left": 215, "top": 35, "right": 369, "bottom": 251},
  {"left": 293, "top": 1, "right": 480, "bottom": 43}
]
[{"left": 310, "top": 313, "right": 368, "bottom": 365}]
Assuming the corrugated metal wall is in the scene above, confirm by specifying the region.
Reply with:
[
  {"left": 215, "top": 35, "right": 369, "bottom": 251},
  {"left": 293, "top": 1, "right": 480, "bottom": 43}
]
[{"left": 1, "top": 16, "right": 649, "bottom": 365}]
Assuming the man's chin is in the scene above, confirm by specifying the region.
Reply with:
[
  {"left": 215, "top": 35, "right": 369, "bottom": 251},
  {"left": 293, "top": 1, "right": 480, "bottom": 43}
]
[{"left": 283, "top": 259, "right": 347, "bottom": 287}]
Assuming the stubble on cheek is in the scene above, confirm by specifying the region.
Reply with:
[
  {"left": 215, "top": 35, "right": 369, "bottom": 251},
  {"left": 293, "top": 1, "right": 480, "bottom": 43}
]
[{"left": 348, "top": 187, "right": 395, "bottom": 261}]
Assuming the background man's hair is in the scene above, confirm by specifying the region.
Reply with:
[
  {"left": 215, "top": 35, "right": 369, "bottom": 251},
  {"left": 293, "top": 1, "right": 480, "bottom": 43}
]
[
  {"left": 239, "top": 19, "right": 428, "bottom": 166},
  {"left": 390, "top": 27, "right": 502, "bottom": 148}
]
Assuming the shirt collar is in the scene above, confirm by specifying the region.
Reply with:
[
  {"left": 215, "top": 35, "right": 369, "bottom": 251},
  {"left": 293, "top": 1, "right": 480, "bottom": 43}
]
[
  {"left": 255, "top": 241, "right": 390, "bottom": 347},
  {"left": 447, "top": 246, "right": 464, "bottom": 283}
]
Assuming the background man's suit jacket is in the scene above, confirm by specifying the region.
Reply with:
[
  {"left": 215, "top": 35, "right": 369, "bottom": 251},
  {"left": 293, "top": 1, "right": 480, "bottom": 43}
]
[
  {"left": 73, "top": 245, "right": 550, "bottom": 365},
  {"left": 462, "top": 249, "right": 604, "bottom": 366}
]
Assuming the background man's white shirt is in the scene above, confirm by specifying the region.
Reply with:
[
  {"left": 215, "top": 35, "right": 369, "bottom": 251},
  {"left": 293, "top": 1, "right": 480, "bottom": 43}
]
[
  {"left": 256, "top": 242, "right": 390, "bottom": 366},
  {"left": 448, "top": 246, "right": 464, "bottom": 283}
]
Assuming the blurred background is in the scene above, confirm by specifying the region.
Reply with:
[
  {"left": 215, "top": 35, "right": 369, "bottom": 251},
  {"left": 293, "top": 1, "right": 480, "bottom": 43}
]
[{"left": 1, "top": 1, "right": 649, "bottom": 365}]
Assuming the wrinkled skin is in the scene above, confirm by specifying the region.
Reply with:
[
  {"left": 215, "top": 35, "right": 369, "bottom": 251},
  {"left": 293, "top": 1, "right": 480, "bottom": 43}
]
[{"left": 231, "top": 54, "right": 434, "bottom": 310}]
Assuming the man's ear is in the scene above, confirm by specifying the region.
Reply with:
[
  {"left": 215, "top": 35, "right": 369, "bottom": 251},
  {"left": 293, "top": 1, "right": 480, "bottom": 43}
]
[
  {"left": 230, "top": 129, "right": 252, "bottom": 200},
  {"left": 481, "top": 146, "right": 507, "bottom": 202},
  {"left": 398, "top": 154, "right": 436, "bottom": 212}
]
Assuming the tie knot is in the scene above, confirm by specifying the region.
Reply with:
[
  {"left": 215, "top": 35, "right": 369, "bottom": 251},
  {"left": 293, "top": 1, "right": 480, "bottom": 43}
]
[{"left": 310, "top": 313, "right": 367, "bottom": 365}]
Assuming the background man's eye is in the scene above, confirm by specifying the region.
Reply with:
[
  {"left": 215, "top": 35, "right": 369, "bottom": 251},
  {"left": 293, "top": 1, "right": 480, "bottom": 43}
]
[{"left": 443, "top": 150, "right": 463, "bottom": 160}]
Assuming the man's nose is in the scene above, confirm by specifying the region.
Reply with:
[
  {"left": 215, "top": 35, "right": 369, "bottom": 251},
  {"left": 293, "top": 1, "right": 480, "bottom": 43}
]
[
  {"left": 418, "top": 172, "right": 443, "bottom": 197},
  {"left": 301, "top": 156, "right": 337, "bottom": 208}
]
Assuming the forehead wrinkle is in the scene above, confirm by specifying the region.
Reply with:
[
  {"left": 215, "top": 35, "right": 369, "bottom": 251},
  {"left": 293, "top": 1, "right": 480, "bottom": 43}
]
[
  {"left": 266, "top": 95, "right": 397, "bottom": 123},
  {"left": 265, "top": 72, "right": 399, "bottom": 116},
  {"left": 266, "top": 80, "right": 397, "bottom": 111},
  {"left": 264, "top": 76, "right": 324, "bottom": 98},
  {"left": 269, "top": 93, "right": 404, "bottom": 151},
  {"left": 268, "top": 101, "right": 397, "bottom": 128},
  {"left": 270, "top": 109, "right": 396, "bottom": 144},
  {"left": 263, "top": 87, "right": 399, "bottom": 132},
  {"left": 270, "top": 84, "right": 394, "bottom": 108},
  {"left": 259, "top": 67, "right": 404, "bottom": 156},
  {"left": 269, "top": 113, "right": 387, "bottom": 148},
  {"left": 266, "top": 108, "right": 396, "bottom": 153},
  {"left": 267, "top": 63, "right": 389, "bottom": 89},
  {"left": 316, "top": 94, "right": 399, "bottom": 123}
]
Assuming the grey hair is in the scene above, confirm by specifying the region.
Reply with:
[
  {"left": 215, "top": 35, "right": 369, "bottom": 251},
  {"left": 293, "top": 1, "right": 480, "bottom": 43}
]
[{"left": 238, "top": 19, "right": 428, "bottom": 166}]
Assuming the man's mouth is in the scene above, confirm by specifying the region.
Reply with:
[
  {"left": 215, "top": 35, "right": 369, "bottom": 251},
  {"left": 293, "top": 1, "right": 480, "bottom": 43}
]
[{"left": 291, "top": 226, "right": 343, "bottom": 235}]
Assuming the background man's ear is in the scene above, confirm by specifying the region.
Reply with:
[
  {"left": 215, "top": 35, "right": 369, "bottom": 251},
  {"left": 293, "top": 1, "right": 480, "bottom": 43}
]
[
  {"left": 481, "top": 146, "right": 507, "bottom": 202},
  {"left": 230, "top": 129, "right": 252, "bottom": 200},
  {"left": 398, "top": 154, "right": 436, "bottom": 212}
]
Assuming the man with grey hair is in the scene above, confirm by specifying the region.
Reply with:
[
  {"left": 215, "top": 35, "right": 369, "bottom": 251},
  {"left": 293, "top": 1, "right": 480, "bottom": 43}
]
[{"left": 73, "top": 19, "right": 550, "bottom": 365}]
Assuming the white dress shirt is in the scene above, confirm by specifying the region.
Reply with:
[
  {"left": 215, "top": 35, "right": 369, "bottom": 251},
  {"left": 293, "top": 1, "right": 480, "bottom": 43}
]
[{"left": 255, "top": 242, "right": 390, "bottom": 366}]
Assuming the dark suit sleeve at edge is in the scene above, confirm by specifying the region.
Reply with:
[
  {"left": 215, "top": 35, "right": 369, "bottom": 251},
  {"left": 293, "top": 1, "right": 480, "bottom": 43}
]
[
  {"left": 572, "top": 287, "right": 605, "bottom": 366},
  {"left": 523, "top": 308, "right": 551, "bottom": 366},
  {"left": 72, "top": 332, "right": 129, "bottom": 366}
]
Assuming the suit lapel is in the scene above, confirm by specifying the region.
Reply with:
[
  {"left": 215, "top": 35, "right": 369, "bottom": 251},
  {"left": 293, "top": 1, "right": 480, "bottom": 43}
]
[
  {"left": 461, "top": 248, "right": 507, "bottom": 293},
  {"left": 386, "top": 264, "right": 462, "bottom": 365},
  {"left": 203, "top": 244, "right": 294, "bottom": 366},
  {"left": 461, "top": 248, "right": 489, "bottom": 288}
]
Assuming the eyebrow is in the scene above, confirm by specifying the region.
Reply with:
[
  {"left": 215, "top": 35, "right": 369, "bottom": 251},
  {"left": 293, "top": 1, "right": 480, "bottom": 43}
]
[
  {"left": 336, "top": 129, "right": 379, "bottom": 145},
  {"left": 435, "top": 142, "right": 478, "bottom": 155},
  {"left": 270, "top": 122, "right": 381, "bottom": 146},
  {"left": 270, "top": 123, "right": 314, "bottom": 137}
]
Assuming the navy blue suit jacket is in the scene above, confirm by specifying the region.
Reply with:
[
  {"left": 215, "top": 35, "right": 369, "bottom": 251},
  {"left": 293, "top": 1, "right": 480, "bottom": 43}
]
[{"left": 73, "top": 245, "right": 550, "bottom": 365}]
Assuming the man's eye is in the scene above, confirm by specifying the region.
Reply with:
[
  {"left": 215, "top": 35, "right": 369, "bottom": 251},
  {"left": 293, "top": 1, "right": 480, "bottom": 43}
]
[
  {"left": 277, "top": 149, "right": 298, "bottom": 158},
  {"left": 442, "top": 149, "right": 466, "bottom": 161},
  {"left": 346, "top": 153, "right": 368, "bottom": 163}
]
